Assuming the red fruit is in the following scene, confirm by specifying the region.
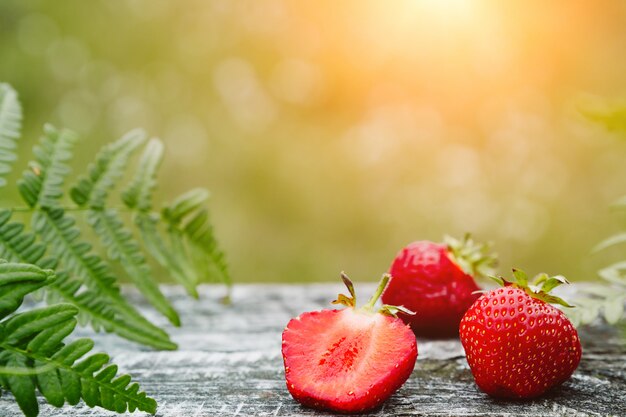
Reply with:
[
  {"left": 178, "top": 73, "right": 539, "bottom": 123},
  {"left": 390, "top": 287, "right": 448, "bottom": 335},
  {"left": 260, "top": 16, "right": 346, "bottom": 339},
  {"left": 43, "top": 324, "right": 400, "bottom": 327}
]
[
  {"left": 460, "top": 269, "right": 582, "bottom": 399},
  {"left": 282, "top": 273, "right": 418, "bottom": 413},
  {"left": 382, "top": 235, "right": 496, "bottom": 337}
]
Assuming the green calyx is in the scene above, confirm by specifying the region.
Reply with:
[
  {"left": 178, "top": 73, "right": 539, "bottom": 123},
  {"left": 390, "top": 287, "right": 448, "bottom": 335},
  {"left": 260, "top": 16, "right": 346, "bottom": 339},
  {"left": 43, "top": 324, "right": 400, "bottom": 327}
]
[
  {"left": 490, "top": 268, "right": 575, "bottom": 308},
  {"left": 332, "top": 272, "right": 415, "bottom": 317},
  {"left": 445, "top": 234, "right": 497, "bottom": 278}
]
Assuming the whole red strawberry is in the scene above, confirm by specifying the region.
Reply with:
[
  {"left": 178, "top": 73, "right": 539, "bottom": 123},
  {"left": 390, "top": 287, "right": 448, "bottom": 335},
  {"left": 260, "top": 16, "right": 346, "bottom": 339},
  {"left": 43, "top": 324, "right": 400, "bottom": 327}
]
[
  {"left": 460, "top": 269, "right": 582, "bottom": 399},
  {"left": 382, "top": 235, "right": 496, "bottom": 337},
  {"left": 282, "top": 273, "right": 417, "bottom": 413}
]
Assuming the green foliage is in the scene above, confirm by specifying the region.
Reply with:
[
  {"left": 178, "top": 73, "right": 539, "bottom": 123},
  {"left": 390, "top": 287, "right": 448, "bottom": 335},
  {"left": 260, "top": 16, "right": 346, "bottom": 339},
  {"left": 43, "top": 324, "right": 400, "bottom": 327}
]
[
  {"left": 0, "top": 82, "right": 231, "bottom": 415},
  {"left": 0, "top": 208, "right": 175, "bottom": 350},
  {"left": 490, "top": 269, "right": 573, "bottom": 308},
  {"left": 581, "top": 105, "right": 626, "bottom": 134},
  {"left": 70, "top": 128, "right": 146, "bottom": 209},
  {"left": 444, "top": 234, "right": 497, "bottom": 279},
  {"left": 568, "top": 205, "right": 626, "bottom": 326},
  {"left": 0, "top": 262, "right": 156, "bottom": 417},
  {"left": 14, "top": 124, "right": 177, "bottom": 349},
  {"left": 163, "top": 189, "right": 231, "bottom": 293},
  {"left": 123, "top": 142, "right": 231, "bottom": 297},
  {"left": 123, "top": 138, "right": 163, "bottom": 212},
  {"left": 0, "top": 83, "right": 21, "bottom": 188},
  {"left": 18, "top": 125, "right": 76, "bottom": 209},
  {"left": 571, "top": 108, "right": 626, "bottom": 326},
  {"left": 70, "top": 130, "right": 179, "bottom": 325}
]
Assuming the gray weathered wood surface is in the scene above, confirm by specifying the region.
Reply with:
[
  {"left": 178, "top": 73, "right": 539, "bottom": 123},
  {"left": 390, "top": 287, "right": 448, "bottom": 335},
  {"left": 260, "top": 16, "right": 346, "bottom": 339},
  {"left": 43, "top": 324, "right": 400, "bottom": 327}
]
[{"left": 0, "top": 284, "right": 624, "bottom": 416}]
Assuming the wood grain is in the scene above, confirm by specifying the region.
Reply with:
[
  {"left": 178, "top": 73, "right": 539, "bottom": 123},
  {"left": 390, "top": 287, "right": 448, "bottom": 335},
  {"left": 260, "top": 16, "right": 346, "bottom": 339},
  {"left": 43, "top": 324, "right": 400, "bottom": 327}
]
[{"left": 0, "top": 284, "right": 624, "bottom": 416}]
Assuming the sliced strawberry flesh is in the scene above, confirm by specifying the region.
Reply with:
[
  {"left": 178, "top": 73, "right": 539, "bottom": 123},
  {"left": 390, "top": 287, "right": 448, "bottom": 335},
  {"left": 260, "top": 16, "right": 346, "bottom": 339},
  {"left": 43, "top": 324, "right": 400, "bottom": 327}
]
[{"left": 282, "top": 308, "right": 417, "bottom": 412}]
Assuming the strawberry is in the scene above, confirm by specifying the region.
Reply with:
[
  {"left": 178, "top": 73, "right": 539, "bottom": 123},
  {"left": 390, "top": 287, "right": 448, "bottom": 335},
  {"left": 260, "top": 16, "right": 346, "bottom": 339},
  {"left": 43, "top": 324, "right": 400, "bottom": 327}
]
[
  {"left": 382, "top": 235, "right": 496, "bottom": 337},
  {"left": 282, "top": 273, "right": 418, "bottom": 413},
  {"left": 459, "top": 269, "right": 582, "bottom": 399}
]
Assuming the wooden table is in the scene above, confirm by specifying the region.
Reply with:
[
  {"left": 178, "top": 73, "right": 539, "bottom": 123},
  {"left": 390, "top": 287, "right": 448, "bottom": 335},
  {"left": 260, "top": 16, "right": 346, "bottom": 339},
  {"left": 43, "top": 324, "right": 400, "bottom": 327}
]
[{"left": 0, "top": 284, "right": 624, "bottom": 416}]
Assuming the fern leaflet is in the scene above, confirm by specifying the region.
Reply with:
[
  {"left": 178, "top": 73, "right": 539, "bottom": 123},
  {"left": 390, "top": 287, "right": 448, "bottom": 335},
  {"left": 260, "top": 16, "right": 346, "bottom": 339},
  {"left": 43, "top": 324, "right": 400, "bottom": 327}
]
[
  {"left": 0, "top": 263, "right": 156, "bottom": 417},
  {"left": 70, "top": 128, "right": 146, "bottom": 208},
  {"left": 125, "top": 142, "right": 231, "bottom": 297},
  {"left": 164, "top": 189, "right": 231, "bottom": 286},
  {"left": 0, "top": 83, "right": 21, "bottom": 188},
  {"left": 18, "top": 125, "right": 75, "bottom": 209},
  {"left": 0, "top": 262, "right": 51, "bottom": 317},
  {"left": 70, "top": 130, "right": 180, "bottom": 325},
  {"left": 17, "top": 126, "right": 175, "bottom": 349},
  {"left": 123, "top": 138, "right": 163, "bottom": 212},
  {"left": 86, "top": 208, "right": 181, "bottom": 325},
  {"left": 0, "top": 80, "right": 233, "bottom": 416},
  {"left": 123, "top": 140, "right": 200, "bottom": 296},
  {"left": 32, "top": 208, "right": 175, "bottom": 348},
  {"left": 136, "top": 213, "right": 198, "bottom": 297},
  {"left": 0, "top": 209, "right": 176, "bottom": 350}
]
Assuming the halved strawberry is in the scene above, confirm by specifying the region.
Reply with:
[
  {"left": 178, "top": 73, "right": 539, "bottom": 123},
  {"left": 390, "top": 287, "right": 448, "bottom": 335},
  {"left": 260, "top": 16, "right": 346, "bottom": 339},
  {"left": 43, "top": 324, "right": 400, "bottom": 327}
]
[{"left": 282, "top": 273, "right": 418, "bottom": 413}]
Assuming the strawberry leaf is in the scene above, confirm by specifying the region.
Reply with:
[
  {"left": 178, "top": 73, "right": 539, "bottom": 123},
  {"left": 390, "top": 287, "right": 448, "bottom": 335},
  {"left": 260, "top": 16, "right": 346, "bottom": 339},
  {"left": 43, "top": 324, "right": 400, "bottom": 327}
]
[
  {"left": 332, "top": 272, "right": 357, "bottom": 307},
  {"left": 497, "top": 269, "right": 575, "bottom": 308},
  {"left": 489, "top": 275, "right": 506, "bottom": 286},
  {"left": 512, "top": 268, "right": 529, "bottom": 287},
  {"left": 535, "top": 293, "right": 575, "bottom": 308},
  {"left": 331, "top": 294, "right": 355, "bottom": 308},
  {"left": 445, "top": 234, "right": 497, "bottom": 279},
  {"left": 379, "top": 304, "right": 415, "bottom": 318},
  {"left": 540, "top": 275, "right": 570, "bottom": 293}
]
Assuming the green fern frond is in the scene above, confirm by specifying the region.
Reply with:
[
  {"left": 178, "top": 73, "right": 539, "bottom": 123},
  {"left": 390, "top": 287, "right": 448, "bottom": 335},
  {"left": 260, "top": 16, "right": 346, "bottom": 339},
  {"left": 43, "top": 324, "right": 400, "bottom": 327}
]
[
  {"left": 0, "top": 209, "right": 46, "bottom": 265},
  {"left": 31, "top": 208, "right": 176, "bottom": 349},
  {"left": 32, "top": 208, "right": 120, "bottom": 303},
  {"left": 0, "top": 264, "right": 156, "bottom": 415},
  {"left": 0, "top": 301, "right": 156, "bottom": 416},
  {"left": 135, "top": 213, "right": 198, "bottom": 297},
  {"left": 164, "top": 189, "right": 231, "bottom": 286},
  {"left": 0, "top": 262, "right": 54, "bottom": 319},
  {"left": 0, "top": 83, "right": 22, "bottom": 188},
  {"left": 70, "top": 129, "right": 146, "bottom": 208},
  {"left": 190, "top": 211, "right": 230, "bottom": 284},
  {"left": 86, "top": 208, "right": 181, "bottom": 326},
  {"left": 185, "top": 208, "right": 230, "bottom": 285},
  {"left": 161, "top": 191, "right": 208, "bottom": 289},
  {"left": 69, "top": 132, "right": 180, "bottom": 325},
  {"left": 0, "top": 81, "right": 233, "bottom": 416},
  {"left": 163, "top": 188, "right": 210, "bottom": 223},
  {"left": 122, "top": 139, "right": 232, "bottom": 295},
  {"left": 18, "top": 125, "right": 76, "bottom": 208},
  {"left": 47, "top": 271, "right": 175, "bottom": 349},
  {"left": 123, "top": 140, "right": 201, "bottom": 297},
  {"left": 16, "top": 128, "right": 176, "bottom": 349},
  {"left": 0, "top": 209, "right": 176, "bottom": 350},
  {"left": 123, "top": 138, "right": 163, "bottom": 212}
]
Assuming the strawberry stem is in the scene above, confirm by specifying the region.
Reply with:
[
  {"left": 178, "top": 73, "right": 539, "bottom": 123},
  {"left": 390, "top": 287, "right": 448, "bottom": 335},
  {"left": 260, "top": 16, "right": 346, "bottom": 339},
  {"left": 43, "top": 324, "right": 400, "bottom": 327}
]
[
  {"left": 364, "top": 274, "right": 391, "bottom": 311},
  {"left": 333, "top": 272, "right": 413, "bottom": 317}
]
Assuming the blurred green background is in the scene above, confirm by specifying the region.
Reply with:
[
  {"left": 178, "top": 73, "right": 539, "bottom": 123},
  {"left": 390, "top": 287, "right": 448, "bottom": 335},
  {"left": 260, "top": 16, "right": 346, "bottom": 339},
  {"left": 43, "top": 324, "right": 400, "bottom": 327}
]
[{"left": 2, "top": 0, "right": 626, "bottom": 283}]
